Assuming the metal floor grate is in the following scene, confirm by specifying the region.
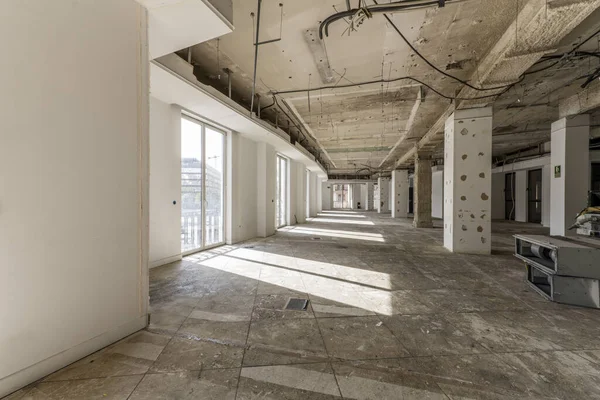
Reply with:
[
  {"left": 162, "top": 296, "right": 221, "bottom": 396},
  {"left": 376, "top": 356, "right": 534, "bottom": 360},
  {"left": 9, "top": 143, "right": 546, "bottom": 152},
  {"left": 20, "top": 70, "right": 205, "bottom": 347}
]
[{"left": 285, "top": 298, "right": 309, "bottom": 311}]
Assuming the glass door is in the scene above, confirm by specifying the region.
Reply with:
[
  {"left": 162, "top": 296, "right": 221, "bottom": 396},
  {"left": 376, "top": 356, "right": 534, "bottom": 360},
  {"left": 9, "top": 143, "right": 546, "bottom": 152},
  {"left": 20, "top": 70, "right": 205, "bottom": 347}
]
[
  {"left": 276, "top": 155, "right": 288, "bottom": 228},
  {"left": 205, "top": 126, "right": 225, "bottom": 246},
  {"left": 504, "top": 172, "right": 516, "bottom": 221},
  {"left": 527, "top": 169, "right": 542, "bottom": 224},
  {"left": 181, "top": 116, "right": 225, "bottom": 254}
]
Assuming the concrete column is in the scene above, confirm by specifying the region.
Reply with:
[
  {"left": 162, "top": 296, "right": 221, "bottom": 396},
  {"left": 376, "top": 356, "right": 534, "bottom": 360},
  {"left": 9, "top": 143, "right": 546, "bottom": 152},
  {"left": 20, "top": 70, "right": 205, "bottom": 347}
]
[
  {"left": 365, "top": 182, "right": 374, "bottom": 210},
  {"left": 413, "top": 152, "right": 433, "bottom": 228},
  {"left": 377, "top": 177, "right": 390, "bottom": 213},
  {"left": 444, "top": 107, "right": 492, "bottom": 254},
  {"left": 391, "top": 170, "right": 409, "bottom": 218},
  {"left": 550, "top": 114, "right": 590, "bottom": 236}
]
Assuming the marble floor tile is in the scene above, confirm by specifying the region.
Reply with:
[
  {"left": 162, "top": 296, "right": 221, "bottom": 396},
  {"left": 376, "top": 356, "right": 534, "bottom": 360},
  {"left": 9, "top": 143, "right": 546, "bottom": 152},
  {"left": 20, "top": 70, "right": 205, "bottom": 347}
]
[
  {"left": 331, "top": 359, "right": 448, "bottom": 400},
  {"left": 237, "top": 363, "right": 341, "bottom": 399},
  {"left": 443, "top": 312, "right": 564, "bottom": 353},
  {"left": 12, "top": 376, "right": 142, "bottom": 400},
  {"left": 317, "top": 316, "right": 410, "bottom": 360},
  {"left": 150, "top": 335, "right": 244, "bottom": 372},
  {"left": 43, "top": 332, "right": 170, "bottom": 381},
  {"left": 244, "top": 318, "right": 328, "bottom": 366},
  {"left": 129, "top": 369, "right": 238, "bottom": 400},
  {"left": 381, "top": 314, "right": 488, "bottom": 356}
]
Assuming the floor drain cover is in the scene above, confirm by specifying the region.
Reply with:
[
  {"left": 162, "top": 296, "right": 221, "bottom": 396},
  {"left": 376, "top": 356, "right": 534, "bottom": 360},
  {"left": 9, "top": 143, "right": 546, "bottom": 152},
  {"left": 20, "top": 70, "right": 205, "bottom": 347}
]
[
  {"left": 285, "top": 298, "right": 309, "bottom": 311},
  {"left": 311, "top": 237, "right": 321, "bottom": 240}
]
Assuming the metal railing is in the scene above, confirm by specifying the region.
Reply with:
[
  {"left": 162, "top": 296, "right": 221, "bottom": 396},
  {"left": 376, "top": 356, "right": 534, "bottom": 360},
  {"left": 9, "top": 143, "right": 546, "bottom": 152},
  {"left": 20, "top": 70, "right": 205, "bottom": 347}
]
[{"left": 181, "top": 210, "right": 222, "bottom": 252}]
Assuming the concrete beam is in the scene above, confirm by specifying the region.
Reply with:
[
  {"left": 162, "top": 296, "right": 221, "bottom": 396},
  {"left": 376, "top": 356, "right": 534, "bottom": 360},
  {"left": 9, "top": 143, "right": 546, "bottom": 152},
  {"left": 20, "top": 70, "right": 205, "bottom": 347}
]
[
  {"left": 393, "top": 0, "right": 600, "bottom": 169},
  {"left": 559, "top": 79, "right": 600, "bottom": 118},
  {"left": 282, "top": 99, "right": 337, "bottom": 168},
  {"left": 379, "top": 87, "right": 423, "bottom": 168}
]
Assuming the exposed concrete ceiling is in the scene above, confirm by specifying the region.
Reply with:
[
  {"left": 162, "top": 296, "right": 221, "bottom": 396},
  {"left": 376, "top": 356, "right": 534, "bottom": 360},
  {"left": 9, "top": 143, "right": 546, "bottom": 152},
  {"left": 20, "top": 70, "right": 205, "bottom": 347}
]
[{"left": 185, "top": 0, "right": 600, "bottom": 176}]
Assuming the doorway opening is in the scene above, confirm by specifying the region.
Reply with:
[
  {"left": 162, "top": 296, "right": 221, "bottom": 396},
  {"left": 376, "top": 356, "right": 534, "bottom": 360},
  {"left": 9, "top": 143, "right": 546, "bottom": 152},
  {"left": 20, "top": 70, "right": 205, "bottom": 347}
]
[
  {"left": 180, "top": 115, "right": 225, "bottom": 254},
  {"left": 527, "top": 169, "right": 542, "bottom": 223},
  {"left": 333, "top": 184, "right": 351, "bottom": 209},
  {"left": 504, "top": 172, "right": 516, "bottom": 221}
]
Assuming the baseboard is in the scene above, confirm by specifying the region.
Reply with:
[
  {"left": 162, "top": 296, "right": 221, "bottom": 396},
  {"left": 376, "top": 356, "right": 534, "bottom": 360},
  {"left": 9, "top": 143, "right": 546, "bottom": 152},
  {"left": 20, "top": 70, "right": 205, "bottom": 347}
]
[
  {"left": 149, "top": 254, "right": 182, "bottom": 269},
  {"left": 0, "top": 315, "right": 147, "bottom": 398}
]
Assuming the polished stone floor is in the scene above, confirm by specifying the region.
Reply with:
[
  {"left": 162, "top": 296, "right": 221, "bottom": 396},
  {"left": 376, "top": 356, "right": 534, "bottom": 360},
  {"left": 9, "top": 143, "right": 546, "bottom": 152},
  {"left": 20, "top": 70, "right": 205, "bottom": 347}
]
[{"left": 8, "top": 211, "right": 600, "bottom": 399}]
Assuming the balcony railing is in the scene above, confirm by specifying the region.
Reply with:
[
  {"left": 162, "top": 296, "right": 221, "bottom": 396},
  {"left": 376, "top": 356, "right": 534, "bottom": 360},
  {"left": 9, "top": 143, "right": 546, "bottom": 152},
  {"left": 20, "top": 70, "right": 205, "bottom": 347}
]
[{"left": 181, "top": 210, "right": 222, "bottom": 252}]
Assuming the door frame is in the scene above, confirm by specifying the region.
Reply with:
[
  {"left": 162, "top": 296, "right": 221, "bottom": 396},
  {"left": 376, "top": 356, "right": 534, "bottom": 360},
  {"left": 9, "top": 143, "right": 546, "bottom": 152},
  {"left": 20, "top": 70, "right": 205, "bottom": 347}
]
[
  {"left": 527, "top": 168, "right": 543, "bottom": 224},
  {"left": 181, "top": 113, "right": 227, "bottom": 256}
]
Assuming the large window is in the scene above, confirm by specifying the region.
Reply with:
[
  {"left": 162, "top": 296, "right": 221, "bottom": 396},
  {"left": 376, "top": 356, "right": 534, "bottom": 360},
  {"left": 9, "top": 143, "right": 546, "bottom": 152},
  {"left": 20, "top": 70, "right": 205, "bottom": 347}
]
[
  {"left": 276, "top": 155, "right": 288, "bottom": 228},
  {"left": 333, "top": 184, "right": 351, "bottom": 209},
  {"left": 181, "top": 116, "right": 225, "bottom": 254}
]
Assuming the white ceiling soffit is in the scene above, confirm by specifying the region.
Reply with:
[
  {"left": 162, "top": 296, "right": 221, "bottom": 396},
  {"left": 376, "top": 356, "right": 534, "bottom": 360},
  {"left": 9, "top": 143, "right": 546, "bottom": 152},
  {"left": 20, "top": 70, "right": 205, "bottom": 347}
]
[
  {"left": 136, "top": 0, "right": 234, "bottom": 60},
  {"left": 150, "top": 55, "right": 327, "bottom": 177}
]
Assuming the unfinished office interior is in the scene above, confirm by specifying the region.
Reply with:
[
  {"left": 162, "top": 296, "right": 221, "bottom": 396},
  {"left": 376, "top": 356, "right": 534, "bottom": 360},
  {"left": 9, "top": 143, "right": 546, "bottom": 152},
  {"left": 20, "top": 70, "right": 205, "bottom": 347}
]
[{"left": 3, "top": 0, "right": 600, "bottom": 398}]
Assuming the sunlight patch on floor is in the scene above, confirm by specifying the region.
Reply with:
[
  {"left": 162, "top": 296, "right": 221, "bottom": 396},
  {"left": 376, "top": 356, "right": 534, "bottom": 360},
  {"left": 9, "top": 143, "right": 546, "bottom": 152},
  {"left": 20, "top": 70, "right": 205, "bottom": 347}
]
[
  {"left": 283, "top": 226, "right": 385, "bottom": 242},
  {"left": 198, "top": 249, "right": 393, "bottom": 315}
]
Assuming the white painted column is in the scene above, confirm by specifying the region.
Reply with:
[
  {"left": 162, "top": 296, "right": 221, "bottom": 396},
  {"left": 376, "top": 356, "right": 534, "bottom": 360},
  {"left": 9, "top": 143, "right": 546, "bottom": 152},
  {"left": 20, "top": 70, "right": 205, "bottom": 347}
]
[
  {"left": 444, "top": 107, "right": 492, "bottom": 254},
  {"left": 377, "top": 177, "right": 390, "bottom": 213},
  {"left": 391, "top": 170, "right": 409, "bottom": 218},
  {"left": 317, "top": 177, "right": 323, "bottom": 213},
  {"left": 365, "top": 182, "right": 374, "bottom": 210},
  {"left": 256, "top": 142, "right": 276, "bottom": 237},
  {"left": 550, "top": 114, "right": 590, "bottom": 236},
  {"left": 542, "top": 164, "right": 551, "bottom": 227}
]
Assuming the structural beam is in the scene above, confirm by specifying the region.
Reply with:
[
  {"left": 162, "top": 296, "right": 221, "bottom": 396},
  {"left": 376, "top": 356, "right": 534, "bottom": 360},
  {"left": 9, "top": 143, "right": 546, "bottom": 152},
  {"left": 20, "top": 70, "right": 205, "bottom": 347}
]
[
  {"left": 393, "top": 0, "right": 600, "bottom": 169},
  {"left": 559, "top": 79, "right": 600, "bottom": 118}
]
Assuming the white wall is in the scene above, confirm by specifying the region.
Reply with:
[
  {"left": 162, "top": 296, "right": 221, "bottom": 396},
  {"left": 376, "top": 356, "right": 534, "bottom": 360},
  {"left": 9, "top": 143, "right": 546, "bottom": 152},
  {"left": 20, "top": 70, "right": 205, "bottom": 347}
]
[
  {"left": 0, "top": 1, "right": 149, "bottom": 396},
  {"left": 322, "top": 182, "right": 332, "bottom": 210},
  {"left": 308, "top": 172, "right": 319, "bottom": 217},
  {"left": 257, "top": 142, "right": 276, "bottom": 236},
  {"left": 515, "top": 170, "right": 527, "bottom": 222},
  {"left": 149, "top": 97, "right": 182, "bottom": 267},
  {"left": 360, "top": 184, "right": 368, "bottom": 210},
  {"left": 431, "top": 169, "right": 444, "bottom": 219},
  {"left": 289, "top": 160, "right": 307, "bottom": 225},
  {"left": 351, "top": 184, "right": 362, "bottom": 209},
  {"left": 227, "top": 133, "right": 258, "bottom": 243}
]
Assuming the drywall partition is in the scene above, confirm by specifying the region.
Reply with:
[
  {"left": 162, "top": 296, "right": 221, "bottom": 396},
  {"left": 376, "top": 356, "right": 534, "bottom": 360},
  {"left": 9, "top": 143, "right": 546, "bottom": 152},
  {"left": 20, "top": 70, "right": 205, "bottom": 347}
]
[
  {"left": 136, "top": 0, "right": 233, "bottom": 59},
  {"left": 227, "top": 132, "right": 258, "bottom": 243},
  {"left": 257, "top": 142, "right": 276, "bottom": 237},
  {"left": 515, "top": 170, "right": 527, "bottom": 222},
  {"left": 0, "top": 1, "right": 149, "bottom": 397},
  {"left": 351, "top": 184, "right": 362, "bottom": 209},
  {"left": 149, "top": 97, "right": 182, "bottom": 268},
  {"left": 308, "top": 172, "right": 319, "bottom": 217},
  {"left": 322, "top": 182, "right": 333, "bottom": 210},
  {"left": 288, "top": 160, "right": 307, "bottom": 225}
]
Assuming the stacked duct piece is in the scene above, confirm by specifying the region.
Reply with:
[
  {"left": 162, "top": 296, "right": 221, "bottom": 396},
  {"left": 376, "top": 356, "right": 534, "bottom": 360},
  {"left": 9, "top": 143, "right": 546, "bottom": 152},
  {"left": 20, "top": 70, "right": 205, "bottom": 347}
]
[{"left": 514, "top": 234, "right": 600, "bottom": 308}]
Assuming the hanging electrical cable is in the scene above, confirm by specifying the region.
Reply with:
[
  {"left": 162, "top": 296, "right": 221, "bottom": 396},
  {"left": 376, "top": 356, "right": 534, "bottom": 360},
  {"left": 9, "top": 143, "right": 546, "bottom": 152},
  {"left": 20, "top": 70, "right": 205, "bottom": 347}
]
[{"left": 273, "top": 75, "right": 503, "bottom": 101}]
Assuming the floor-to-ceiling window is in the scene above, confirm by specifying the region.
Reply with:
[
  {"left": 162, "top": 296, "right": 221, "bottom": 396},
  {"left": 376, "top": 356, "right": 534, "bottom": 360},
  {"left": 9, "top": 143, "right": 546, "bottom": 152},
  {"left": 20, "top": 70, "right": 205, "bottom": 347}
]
[
  {"left": 333, "top": 184, "right": 351, "bottom": 209},
  {"left": 276, "top": 155, "right": 288, "bottom": 228},
  {"left": 181, "top": 115, "right": 225, "bottom": 254}
]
